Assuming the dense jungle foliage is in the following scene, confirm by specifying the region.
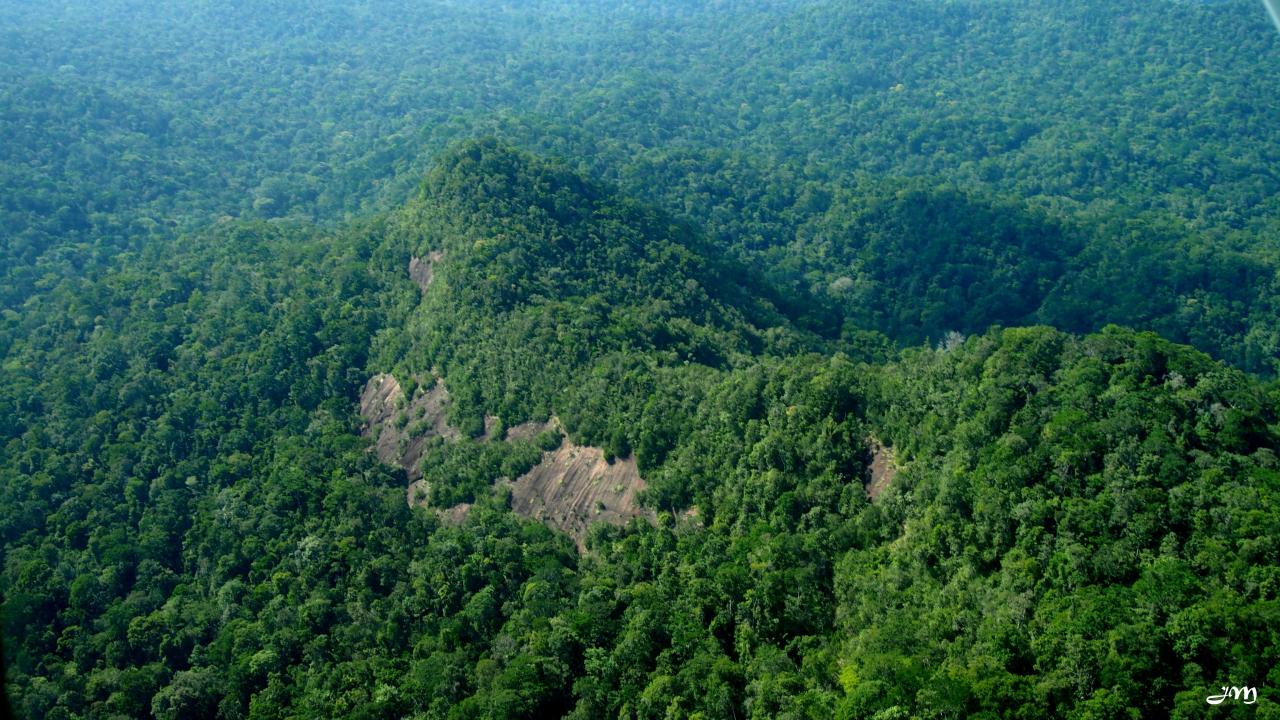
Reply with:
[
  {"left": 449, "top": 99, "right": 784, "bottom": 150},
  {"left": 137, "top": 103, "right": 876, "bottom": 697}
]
[
  {"left": 5, "top": 0, "right": 1279, "bottom": 370},
  {"left": 3, "top": 1, "right": 1279, "bottom": 719}
]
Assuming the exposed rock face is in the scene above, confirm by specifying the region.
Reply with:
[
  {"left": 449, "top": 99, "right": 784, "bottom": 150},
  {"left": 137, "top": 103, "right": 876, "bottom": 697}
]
[
  {"left": 503, "top": 419, "right": 554, "bottom": 442},
  {"left": 480, "top": 414, "right": 500, "bottom": 442},
  {"left": 408, "top": 250, "right": 443, "bottom": 292},
  {"left": 358, "top": 373, "right": 459, "bottom": 483},
  {"left": 866, "top": 438, "right": 898, "bottom": 501},
  {"left": 441, "top": 502, "right": 472, "bottom": 525},
  {"left": 359, "top": 382, "right": 653, "bottom": 546},
  {"left": 507, "top": 437, "right": 652, "bottom": 549},
  {"left": 407, "top": 478, "right": 430, "bottom": 508},
  {"left": 359, "top": 374, "right": 404, "bottom": 459}
]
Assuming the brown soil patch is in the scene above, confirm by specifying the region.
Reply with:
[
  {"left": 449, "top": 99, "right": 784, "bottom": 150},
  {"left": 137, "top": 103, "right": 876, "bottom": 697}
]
[
  {"left": 866, "top": 438, "right": 898, "bottom": 501},
  {"left": 359, "top": 373, "right": 459, "bottom": 481},
  {"left": 506, "top": 437, "right": 652, "bottom": 550},
  {"left": 408, "top": 251, "right": 443, "bottom": 292}
]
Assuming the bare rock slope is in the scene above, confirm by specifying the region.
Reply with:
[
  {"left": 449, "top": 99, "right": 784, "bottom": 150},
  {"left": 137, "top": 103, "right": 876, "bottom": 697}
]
[
  {"left": 408, "top": 251, "right": 443, "bottom": 292},
  {"left": 507, "top": 433, "right": 652, "bottom": 549},
  {"left": 358, "top": 373, "right": 458, "bottom": 484},
  {"left": 865, "top": 438, "right": 898, "bottom": 501},
  {"left": 359, "top": 374, "right": 652, "bottom": 548}
]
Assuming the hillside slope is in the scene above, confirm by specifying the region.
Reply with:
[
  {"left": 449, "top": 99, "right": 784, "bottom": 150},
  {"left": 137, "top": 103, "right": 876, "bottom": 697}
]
[
  {"left": 373, "top": 139, "right": 818, "bottom": 445},
  {"left": 2, "top": 144, "right": 1278, "bottom": 719}
]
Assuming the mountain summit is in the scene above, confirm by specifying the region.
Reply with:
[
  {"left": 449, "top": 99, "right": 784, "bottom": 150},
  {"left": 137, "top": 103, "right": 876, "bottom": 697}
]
[{"left": 380, "top": 139, "right": 813, "bottom": 437}]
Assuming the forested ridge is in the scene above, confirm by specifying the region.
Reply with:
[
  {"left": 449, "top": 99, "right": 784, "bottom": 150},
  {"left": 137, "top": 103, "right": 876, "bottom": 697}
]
[
  {"left": 3, "top": 0, "right": 1280, "bottom": 718},
  {"left": 5, "top": 0, "right": 1279, "bottom": 370}
]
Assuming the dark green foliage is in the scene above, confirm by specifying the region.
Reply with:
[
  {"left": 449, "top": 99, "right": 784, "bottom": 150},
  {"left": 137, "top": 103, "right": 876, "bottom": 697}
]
[
  {"left": 789, "top": 184, "right": 1080, "bottom": 344},
  {"left": 842, "top": 326, "right": 1280, "bottom": 718},
  {"left": 4, "top": 0, "right": 1280, "bottom": 718},
  {"left": 9, "top": 160, "right": 1275, "bottom": 716},
  {"left": 0, "top": 632, "right": 10, "bottom": 720},
  {"left": 421, "top": 437, "right": 548, "bottom": 508}
]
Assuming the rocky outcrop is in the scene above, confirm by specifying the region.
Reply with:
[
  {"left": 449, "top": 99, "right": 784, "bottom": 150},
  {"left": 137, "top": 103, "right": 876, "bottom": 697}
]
[
  {"left": 358, "top": 373, "right": 459, "bottom": 484},
  {"left": 865, "top": 438, "right": 898, "bottom": 501},
  {"left": 360, "top": 381, "right": 653, "bottom": 547},
  {"left": 503, "top": 419, "right": 554, "bottom": 442},
  {"left": 408, "top": 250, "right": 443, "bottom": 292},
  {"left": 506, "top": 437, "right": 652, "bottom": 550}
]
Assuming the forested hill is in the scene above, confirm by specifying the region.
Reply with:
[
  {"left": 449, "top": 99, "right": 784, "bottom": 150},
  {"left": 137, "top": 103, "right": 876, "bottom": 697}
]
[
  {"left": 4, "top": 141, "right": 1280, "bottom": 718},
  {"left": 374, "top": 139, "right": 819, "bottom": 440}
]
